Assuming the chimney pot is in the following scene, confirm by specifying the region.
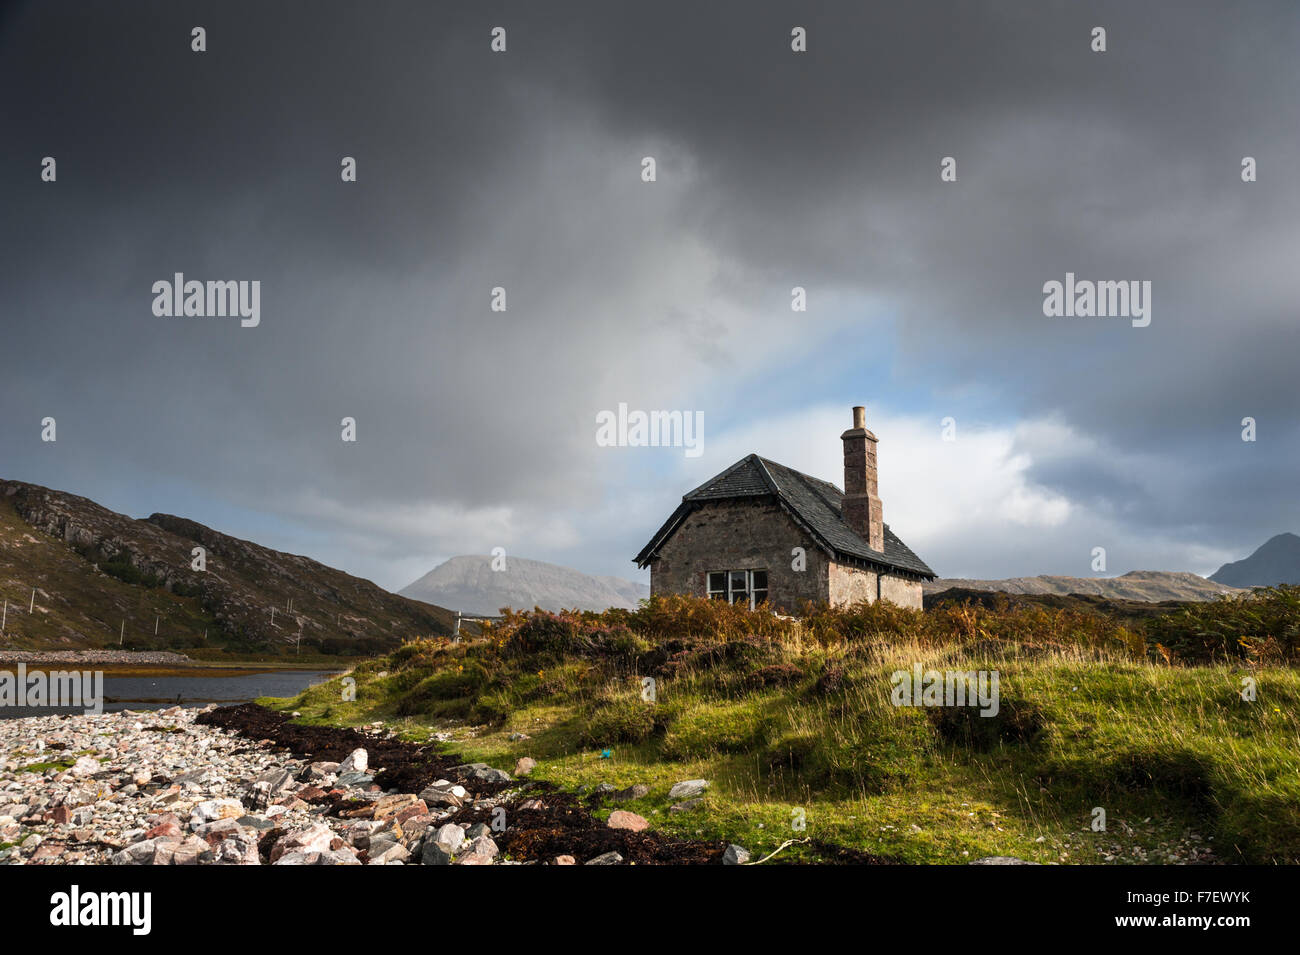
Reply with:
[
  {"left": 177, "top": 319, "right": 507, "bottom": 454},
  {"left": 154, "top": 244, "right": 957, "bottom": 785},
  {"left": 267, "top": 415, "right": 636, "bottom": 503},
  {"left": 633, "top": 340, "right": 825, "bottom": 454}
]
[{"left": 852, "top": 406, "right": 865, "bottom": 429}]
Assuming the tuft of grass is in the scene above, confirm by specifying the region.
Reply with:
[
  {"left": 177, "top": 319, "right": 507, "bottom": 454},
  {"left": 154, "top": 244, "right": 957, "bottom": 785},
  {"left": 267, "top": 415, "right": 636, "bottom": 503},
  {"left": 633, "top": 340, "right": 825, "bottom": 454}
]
[{"left": 20, "top": 758, "right": 76, "bottom": 773}]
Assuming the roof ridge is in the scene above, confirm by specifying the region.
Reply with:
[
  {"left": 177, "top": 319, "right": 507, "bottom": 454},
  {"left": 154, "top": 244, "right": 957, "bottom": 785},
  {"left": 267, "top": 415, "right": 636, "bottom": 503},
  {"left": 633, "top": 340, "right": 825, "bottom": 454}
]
[{"left": 750, "top": 455, "right": 783, "bottom": 497}]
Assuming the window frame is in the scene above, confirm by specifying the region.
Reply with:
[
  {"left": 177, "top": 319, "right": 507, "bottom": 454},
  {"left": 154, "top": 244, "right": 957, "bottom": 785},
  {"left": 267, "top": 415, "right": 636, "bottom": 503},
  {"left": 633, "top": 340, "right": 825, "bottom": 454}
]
[{"left": 706, "top": 568, "right": 769, "bottom": 609}]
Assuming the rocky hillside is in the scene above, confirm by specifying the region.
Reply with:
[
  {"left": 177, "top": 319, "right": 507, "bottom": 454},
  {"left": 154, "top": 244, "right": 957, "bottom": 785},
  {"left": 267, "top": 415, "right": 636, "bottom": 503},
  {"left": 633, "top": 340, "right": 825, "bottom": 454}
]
[
  {"left": 400, "top": 555, "right": 650, "bottom": 615},
  {"left": 0, "top": 480, "right": 454, "bottom": 653},
  {"left": 1210, "top": 533, "right": 1300, "bottom": 587},
  {"left": 923, "top": 570, "right": 1241, "bottom": 602}
]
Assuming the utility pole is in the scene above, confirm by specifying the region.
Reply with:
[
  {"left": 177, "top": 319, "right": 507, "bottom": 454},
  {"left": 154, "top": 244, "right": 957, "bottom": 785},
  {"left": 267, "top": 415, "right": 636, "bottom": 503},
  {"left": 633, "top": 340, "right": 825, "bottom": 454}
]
[
  {"left": 1, "top": 599, "right": 7, "bottom": 637},
  {"left": 120, "top": 620, "right": 125, "bottom": 645},
  {"left": 29, "top": 588, "right": 35, "bottom": 613},
  {"left": 154, "top": 615, "right": 159, "bottom": 636},
  {"left": 270, "top": 606, "right": 276, "bottom": 628}
]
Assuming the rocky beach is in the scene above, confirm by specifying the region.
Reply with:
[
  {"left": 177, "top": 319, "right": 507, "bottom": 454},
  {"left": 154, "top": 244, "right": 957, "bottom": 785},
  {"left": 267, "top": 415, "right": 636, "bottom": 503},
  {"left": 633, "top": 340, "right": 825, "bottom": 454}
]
[{"left": 0, "top": 703, "right": 741, "bottom": 866}]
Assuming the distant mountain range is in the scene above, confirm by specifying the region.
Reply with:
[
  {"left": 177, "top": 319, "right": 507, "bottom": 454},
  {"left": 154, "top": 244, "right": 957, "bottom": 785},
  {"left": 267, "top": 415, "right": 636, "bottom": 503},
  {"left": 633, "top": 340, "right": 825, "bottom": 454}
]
[
  {"left": 0, "top": 480, "right": 455, "bottom": 652},
  {"left": 7, "top": 473, "right": 1291, "bottom": 655},
  {"left": 1210, "top": 533, "right": 1300, "bottom": 587},
  {"left": 399, "top": 555, "right": 650, "bottom": 615},
  {"left": 924, "top": 570, "right": 1241, "bottom": 602}
]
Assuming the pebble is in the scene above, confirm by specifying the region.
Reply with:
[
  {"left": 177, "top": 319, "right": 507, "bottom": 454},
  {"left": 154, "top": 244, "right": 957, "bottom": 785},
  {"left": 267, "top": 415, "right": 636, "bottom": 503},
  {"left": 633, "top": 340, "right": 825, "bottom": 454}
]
[
  {"left": 668, "top": 779, "right": 710, "bottom": 800},
  {"left": 607, "top": 810, "right": 649, "bottom": 832},
  {"left": 612, "top": 784, "right": 650, "bottom": 802},
  {"left": 723, "top": 844, "right": 751, "bottom": 865}
]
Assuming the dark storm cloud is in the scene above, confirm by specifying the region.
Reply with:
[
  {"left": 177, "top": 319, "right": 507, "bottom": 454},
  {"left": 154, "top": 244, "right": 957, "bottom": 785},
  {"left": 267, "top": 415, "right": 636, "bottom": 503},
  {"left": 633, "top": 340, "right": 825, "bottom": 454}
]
[
  {"left": 1, "top": 0, "right": 1296, "bottom": 585},
  {"left": 524, "top": 0, "right": 1300, "bottom": 557}
]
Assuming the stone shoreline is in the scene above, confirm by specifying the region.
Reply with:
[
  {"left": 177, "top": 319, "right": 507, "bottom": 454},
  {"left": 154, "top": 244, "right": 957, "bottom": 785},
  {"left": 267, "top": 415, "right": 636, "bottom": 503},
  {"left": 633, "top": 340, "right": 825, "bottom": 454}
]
[
  {"left": 0, "top": 704, "right": 742, "bottom": 865},
  {"left": 0, "top": 650, "right": 192, "bottom": 665}
]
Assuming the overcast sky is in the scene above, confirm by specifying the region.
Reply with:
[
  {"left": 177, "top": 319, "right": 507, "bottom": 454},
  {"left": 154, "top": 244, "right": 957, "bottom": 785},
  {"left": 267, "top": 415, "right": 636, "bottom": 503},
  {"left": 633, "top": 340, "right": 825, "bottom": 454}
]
[{"left": 2, "top": 1, "right": 1297, "bottom": 591}]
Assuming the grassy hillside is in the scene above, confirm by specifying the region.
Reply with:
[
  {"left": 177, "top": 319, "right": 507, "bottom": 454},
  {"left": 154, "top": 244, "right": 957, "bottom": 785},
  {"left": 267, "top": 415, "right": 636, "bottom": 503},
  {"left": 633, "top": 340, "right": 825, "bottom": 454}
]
[
  {"left": 270, "top": 591, "right": 1300, "bottom": 864},
  {"left": 926, "top": 586, "right": 1180, "bottom": 621},
  {"left": 0, "top": 495, "right": 220, "bottom": 650},
  {"left": 0, "top": 481, "right": 457, "bottom": 655}
]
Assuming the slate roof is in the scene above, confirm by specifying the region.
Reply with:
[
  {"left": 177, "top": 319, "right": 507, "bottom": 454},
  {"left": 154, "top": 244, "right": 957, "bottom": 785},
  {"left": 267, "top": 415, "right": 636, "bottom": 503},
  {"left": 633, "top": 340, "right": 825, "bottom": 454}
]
[{"left": 634, "top": 454, "right": 936, "bottom": 578}]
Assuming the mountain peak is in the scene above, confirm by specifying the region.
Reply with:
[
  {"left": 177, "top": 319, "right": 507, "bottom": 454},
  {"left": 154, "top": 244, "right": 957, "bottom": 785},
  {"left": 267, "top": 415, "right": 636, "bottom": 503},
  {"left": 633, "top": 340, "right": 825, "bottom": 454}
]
[
  {"left": 1210, "top": 533, "right": 1300, "bottom": 588},
  {"left": 399, "top": 554, "right": 649, "bottom": 615}
]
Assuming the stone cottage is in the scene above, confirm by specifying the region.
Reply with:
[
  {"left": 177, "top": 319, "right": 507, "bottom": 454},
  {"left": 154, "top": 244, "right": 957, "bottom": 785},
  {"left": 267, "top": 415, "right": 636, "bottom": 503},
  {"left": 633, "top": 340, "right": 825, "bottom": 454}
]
[{"left": 634, "top": 407, "right": 935, "bottom": 610}]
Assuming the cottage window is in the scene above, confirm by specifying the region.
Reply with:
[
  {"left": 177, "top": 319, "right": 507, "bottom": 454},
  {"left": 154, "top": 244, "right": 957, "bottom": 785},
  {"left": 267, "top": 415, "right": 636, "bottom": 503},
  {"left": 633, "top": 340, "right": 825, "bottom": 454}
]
[{"left": 706, "top": 569, "right": 768, "bottom": 609}]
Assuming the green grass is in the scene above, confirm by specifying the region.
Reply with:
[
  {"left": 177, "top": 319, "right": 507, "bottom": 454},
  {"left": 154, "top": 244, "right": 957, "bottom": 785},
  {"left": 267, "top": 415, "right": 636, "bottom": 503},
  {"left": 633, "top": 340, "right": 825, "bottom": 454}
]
[
  {"left": 263, "top": 595, "right": 1300, "bottom": 864},
  {"left": 18, "top": 757, "right": 77, "bottom": 774}
]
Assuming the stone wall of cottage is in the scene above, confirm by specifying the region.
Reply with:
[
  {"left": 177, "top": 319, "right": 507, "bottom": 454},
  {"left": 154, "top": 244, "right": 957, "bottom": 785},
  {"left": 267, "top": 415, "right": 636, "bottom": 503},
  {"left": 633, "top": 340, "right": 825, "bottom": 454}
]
[
  {"left": 648, "top": 498, "right": 829, "bottom": 611},
  {"left": 879, "top": 573, "right": 924, "bottom": 609},
  {"left": 828, "top": 561, "right": 879, "bottom": 606},
  {"left": 827, "top": 562, "right": 925, "bottom": 609}
]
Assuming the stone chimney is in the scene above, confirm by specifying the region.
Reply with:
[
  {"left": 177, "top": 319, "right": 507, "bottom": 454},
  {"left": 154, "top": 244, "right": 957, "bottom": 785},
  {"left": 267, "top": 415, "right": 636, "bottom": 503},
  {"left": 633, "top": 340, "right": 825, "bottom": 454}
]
[{"left": 841, "top": 406, "right": 884, "bottom": 552}]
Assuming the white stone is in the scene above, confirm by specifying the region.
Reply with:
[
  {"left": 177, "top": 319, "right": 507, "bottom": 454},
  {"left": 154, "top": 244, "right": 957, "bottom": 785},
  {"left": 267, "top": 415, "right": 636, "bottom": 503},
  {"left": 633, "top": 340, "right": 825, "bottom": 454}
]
[
  {"left": 339, "top": 748, "right": 368, "bottom": 774},
  {"left": 668, "top": 779, "right": 710, "bottom": 800}
]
